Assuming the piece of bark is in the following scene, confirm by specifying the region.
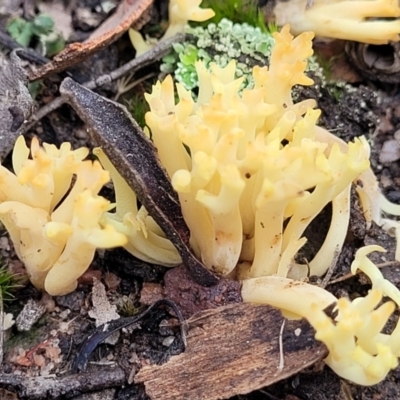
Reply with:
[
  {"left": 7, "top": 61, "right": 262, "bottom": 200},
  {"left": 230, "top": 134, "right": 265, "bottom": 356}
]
[
  {"left": 0, "top": 366, "right": 125, "bottom": 399},
  {"left": 29, "top": 0, "right": 153, "bottom": 81},
  {"left": 135, "top": 303, "right": 327, "bottom": 400}
]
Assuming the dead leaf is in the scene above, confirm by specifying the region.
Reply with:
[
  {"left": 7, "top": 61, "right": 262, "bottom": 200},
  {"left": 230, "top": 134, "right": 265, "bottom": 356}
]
[
  {"left": 15, "top": 299, "right": 46, "bottom": 332},
  {"left": 345, "top": 41, "right": 400, "bottom": 84},
  {"left": 135, "top": 303, "right": 326, "bottom": 400},
  {"left": 88, "top": 278, "right": 120, "bottom": 327},
  {"left": 29, "top": 0, "right": 153, "bottom": 81},
  {"left": 313, "top": 40, "right": 362, "bottom": 84}
]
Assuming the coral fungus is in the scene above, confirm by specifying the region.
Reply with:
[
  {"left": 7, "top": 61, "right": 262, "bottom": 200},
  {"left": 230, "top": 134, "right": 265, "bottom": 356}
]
[
  {"left": 94, "top": 147, "right": 182, "bottom": 266},
  {"left": 0, "top": 136, "right": 126, "bottom": 296},
  {"left": 242, "top": 246, "right": 400, "bottom": 385},
  {"left": 145, "top": 25, "right": 370, "bottom": 279},
  {"left": 274, "top": 0, "right": 400, "bottom": 44},
  {"left": 141, "top": 25, "right": 400, "bottom": 384}
]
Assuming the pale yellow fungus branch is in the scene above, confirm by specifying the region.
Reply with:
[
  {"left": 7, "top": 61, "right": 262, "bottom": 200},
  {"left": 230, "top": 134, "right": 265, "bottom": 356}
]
[
  {"left": 274, "top": 0, "right": 400, "bottom": 45},
  {"left": 94, "top": 148, "right": 182, "bottom": 267},
  {"left": 242, "top": 246, "right": 400, "bottom": 385},
  {"left": 129, "top": 0, "right": 215, "bottom": 57}
]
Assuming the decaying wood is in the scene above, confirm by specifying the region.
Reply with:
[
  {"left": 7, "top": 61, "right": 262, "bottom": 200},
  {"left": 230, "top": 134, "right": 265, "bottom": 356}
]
[
  {"left": 135, "top": 303, "right": 327, "bottom": 400},
  {"left": 0, "top": 366, "right": 125, "bottom": 399},
  {"left": 163, "top": 264, "right": 242, "bottom": 319}
]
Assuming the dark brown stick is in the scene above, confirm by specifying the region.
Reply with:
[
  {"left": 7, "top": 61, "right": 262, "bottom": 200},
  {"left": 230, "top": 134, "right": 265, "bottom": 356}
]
[
  {"left": 0, "top": 366, "right": 126, "bottom": 399},
  {"left": 24, "top": 34, "right": 185, "bottom": 131}
]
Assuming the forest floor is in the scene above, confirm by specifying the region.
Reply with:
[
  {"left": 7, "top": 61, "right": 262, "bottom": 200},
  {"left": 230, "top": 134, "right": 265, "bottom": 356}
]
[{"left": 1, "top": 1, "right": 400, "bottom": 399}]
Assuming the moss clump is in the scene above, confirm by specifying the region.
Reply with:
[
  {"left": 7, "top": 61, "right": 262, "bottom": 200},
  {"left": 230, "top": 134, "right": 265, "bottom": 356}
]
[
  {"left": 193, "top": 0, "right": 269, "bottom": 32},
  {"left": 161, "top": 18, "right": 327, "bottom": 97},
  {"left": 161, "top": 18, "right": 276, "bottom": 91},
  {"left": 125, "top": 92, "right": 150, "bottom": 129}
]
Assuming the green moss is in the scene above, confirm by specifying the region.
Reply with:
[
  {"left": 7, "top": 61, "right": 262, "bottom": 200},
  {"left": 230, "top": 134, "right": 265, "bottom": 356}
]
[
  {"left": 117, "top": 295, "right": 143, "bottom": 317},
  {"left": 194, "top": 0, "right": 269, "bottom": 33},
  {"left": 125, "top": 92, "right": 150, "bottom": 129},
  {"left": 160, "top": 17, "right": 351, "bottom": 104},
  {"left": 4, "top": 315, "right": 48, "bottom": 351}
]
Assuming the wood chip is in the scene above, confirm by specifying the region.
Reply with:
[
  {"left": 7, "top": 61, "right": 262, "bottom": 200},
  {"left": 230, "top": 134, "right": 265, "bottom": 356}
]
[{"left": 135, "top": 303, "right": 327, "bottom": 400}]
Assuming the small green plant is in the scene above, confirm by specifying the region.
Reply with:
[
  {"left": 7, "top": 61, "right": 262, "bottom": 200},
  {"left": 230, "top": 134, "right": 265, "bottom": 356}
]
[
  {"left": 7, "top": 14, "right": 65, "bottom": 56},
  {"left": 117, "top": 295, "right": 143, "bottom": 317},
  {"left": 0, "top": 264, "right": 22, "bottom": 302},
  {"left": 194, "top": 0, "right": 269, "bottom": 32}
]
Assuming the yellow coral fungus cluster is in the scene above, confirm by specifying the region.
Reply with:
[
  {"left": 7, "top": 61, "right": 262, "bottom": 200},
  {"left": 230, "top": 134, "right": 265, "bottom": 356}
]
[
  {"left": 0, "top": 137, "right": 126, "bottom": 296},
  {"left": 145, "top": 25, "right": 370, "bottom": 279},
  {"left": 274, "top": 0, "right": 400, "bottom": 44},
  {"left": 141, "top": 25, "right": 400, "bottom": 385}
]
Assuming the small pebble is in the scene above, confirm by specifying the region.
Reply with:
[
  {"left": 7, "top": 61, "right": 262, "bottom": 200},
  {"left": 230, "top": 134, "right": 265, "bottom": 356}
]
[
  {"left": 16, "top": 299, "right": 46, "bottom": 331},
  {"left": 162, "top": 336, "right": 175, "bottom": 347},
  {"left": 59, "top": 309, "right": 71, "bottom": 320},
  {"left": 380, "top": 139, "right": 400, "bottom": 163},
  {"left": 0, "top": 237, "right": 10, "bottom": 251},
  {"left": 394, "top": 129, "right": 400, "bottom": 141},
  {"left": 55, "top": 291, "right": 85, "bottom": 311}
]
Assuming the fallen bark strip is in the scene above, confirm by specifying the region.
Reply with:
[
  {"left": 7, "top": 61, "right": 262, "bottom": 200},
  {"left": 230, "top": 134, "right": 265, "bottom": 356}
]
[
  {"left": 29, "top": 0, "right": 153, "bottom": 81},
  {"left": 0, "top": 366, "right": 125, "bottom": 399},
  {"left": 136, "top": 303, "right": 327, "bottom": 400}
]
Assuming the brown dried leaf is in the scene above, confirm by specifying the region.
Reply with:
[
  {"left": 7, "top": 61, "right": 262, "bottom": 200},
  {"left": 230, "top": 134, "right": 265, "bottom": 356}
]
[
  {"left": 313, "top": 40, "right": 362, "bottom": 84},
  {"left": 29, "top": 0, "right": 153, "bottom": 81}
]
